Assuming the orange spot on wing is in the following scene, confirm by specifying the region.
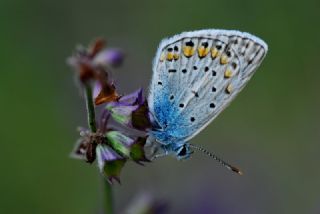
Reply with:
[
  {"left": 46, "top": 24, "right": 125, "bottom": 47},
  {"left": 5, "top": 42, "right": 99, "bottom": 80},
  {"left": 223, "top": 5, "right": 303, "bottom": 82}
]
[
  {"left": 224, "top": 69, "right": 233, "bottom": 78},
  {"left": 220, "top": 54, "right": 228, "bottom": 64},
  {"left": 183, "top": 46, "right": 195, "bottom": 57},
  {"left": 226, "top": 84, "right": 233, "bottom": 94},
  {"left": 166, "top": 52, "right": 174, "bottom": 61},
  {"left": 173, "top": 53, "right": 179, "bottom": 60},
  {"left": 160, "top": 53, "right": 165, "bottom": 62},
  {"left": 211, "top": 48, "right": 219, "bottom": 59},
  {"left": 198, "top": 47, "right": 209, "bottom": 58}
]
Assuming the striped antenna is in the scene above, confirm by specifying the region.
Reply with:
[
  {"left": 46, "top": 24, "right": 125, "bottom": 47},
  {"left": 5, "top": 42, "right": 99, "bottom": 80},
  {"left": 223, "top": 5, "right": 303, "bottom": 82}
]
[{"left": 189, "top": 144, "right": 243, "bottom": 175}]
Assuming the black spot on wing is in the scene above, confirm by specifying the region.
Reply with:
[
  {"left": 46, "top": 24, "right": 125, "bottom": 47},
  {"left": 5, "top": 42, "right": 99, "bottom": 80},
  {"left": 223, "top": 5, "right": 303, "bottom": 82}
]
[
  {"left": 201, "top": 42, "right": 209, "bottom": 48},
  {"left": 185, "top": 41, "right": 194, "bottom": 47},
  {"left": 226, "top": 50, "right": 232, "bottom": 57},
  {"left": 168, "top": 69, "right": 177, "bottom": 73},
  {"left": 232, "top": 62, "right": 237, "bottom": 69},
  {"left": 192, "top": 91, "right": 199, "bottom": 98}
]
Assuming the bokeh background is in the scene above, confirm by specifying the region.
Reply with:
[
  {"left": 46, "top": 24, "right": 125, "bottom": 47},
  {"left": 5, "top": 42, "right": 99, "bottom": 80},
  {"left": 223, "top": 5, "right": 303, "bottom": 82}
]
[{"left": 1, "top": 0, "right": 320, "bottom": 213}]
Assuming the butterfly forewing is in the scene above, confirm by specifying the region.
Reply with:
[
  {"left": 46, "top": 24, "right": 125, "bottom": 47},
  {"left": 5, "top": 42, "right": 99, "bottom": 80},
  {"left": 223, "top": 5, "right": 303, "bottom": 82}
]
[{"left": 148, "top": 30, "right": 268, "bottom": 142}]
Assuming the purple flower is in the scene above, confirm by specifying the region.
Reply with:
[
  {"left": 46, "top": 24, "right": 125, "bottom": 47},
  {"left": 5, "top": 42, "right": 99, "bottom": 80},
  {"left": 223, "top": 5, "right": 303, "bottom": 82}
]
[
  {"left": 93, "top": 48, "right": 124, "bottom": 68},
  {"left": 68, "top": 38, "right": 151, "bottom": 183},
  {"left": 124, "top": 192, "right": 169, "bottom": 214},
  {"left": 67, "top": 38, "right": 105, "bottom": 82},
  {"left": 71, "top": 108, "right": 149, "bottom": 183},
  {"left": 106, "top": 88, "right": 152, "bottom": 131},
  {"left": 67, "top": 39, "right": 120, "bottom": 104},
  {"left": 96, "top": 144, "right": 126, "bottom": 184},
  {"left": 105, "top": 131, "right": 149, "bottom": 164}
]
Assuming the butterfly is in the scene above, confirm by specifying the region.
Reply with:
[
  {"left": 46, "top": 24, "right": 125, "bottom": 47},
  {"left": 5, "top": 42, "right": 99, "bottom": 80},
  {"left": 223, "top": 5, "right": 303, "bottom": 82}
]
[{"left": 147, "top": 29, "right": 268, "bottom": 174}]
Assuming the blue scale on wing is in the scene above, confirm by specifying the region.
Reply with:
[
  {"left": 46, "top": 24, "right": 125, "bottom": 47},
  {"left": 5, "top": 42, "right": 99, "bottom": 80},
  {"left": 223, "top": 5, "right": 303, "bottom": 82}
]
[{"left": 162, "top": 39, "right": 225, "bottom": 134}]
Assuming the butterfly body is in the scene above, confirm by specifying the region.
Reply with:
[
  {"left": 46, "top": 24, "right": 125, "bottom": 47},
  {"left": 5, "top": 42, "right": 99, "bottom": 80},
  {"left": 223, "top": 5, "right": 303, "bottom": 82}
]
[{"left": 147, "top": 29, "right": 268, "bottom": 160}]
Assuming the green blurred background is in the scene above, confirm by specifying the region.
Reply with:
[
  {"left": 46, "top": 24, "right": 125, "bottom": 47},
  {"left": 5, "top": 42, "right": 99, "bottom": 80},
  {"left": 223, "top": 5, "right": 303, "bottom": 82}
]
[{"left": 1, "top": 0, "right": 320, "bottom": 213}]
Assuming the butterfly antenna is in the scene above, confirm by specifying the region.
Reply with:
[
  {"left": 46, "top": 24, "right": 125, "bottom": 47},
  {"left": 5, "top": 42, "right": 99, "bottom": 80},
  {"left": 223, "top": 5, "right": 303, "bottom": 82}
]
[{"left": 189, "top": 144, "right": 243, "bottom": 175}]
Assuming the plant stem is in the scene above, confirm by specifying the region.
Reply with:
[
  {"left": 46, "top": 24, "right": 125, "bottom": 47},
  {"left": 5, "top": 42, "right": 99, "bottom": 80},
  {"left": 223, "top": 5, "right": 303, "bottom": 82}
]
[
  {"left": 104, "top": 178, "right": 113, "bottom": 214},
  {"left": 84, "top": 83, "right": 97, "bottom": 133},
  {"left": 84, "top": 83, "right": 113, "bottom": 214}
]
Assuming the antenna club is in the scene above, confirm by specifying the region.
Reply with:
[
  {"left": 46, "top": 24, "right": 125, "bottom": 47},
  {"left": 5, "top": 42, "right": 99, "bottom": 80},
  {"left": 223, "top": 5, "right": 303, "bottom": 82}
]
[{"left": 230, "top": 166, "right": 243, "bottom": 175}]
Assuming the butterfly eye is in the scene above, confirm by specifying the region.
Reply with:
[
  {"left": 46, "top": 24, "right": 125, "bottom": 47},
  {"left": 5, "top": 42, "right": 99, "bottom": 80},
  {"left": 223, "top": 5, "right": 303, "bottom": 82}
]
[{"left": 178, "top": 146, "right": 187, "bottom": 157}]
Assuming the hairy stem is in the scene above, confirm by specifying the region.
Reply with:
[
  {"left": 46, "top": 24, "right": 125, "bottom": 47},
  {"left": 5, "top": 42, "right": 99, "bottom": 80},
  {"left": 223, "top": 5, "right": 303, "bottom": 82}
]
[{"left": 84, "top": 83, "right": 113, "bottom": 214}]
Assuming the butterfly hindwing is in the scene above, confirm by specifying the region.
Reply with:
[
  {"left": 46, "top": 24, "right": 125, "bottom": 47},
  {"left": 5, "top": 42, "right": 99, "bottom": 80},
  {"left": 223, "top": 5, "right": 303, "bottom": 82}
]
[{"left": 148, "top": 29, "right": 268, "bottom": 142}]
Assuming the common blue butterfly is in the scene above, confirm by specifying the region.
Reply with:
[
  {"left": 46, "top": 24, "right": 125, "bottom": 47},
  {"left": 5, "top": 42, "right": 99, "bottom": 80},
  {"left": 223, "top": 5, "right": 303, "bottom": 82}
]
[{"left": 147, "top": 29, "right": 268, "bottom": 173}]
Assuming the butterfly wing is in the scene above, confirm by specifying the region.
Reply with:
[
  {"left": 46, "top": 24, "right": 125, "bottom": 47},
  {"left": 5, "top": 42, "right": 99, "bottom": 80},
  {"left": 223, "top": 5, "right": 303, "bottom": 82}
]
[{"left": 148, "top": 29, "right": 268, "bottom": 143}]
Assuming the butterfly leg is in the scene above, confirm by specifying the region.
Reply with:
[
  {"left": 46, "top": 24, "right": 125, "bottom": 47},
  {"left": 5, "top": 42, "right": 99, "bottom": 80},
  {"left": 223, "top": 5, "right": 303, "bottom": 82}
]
[{"left": 150, "top": 151, "right": 169, "bottom": 161}]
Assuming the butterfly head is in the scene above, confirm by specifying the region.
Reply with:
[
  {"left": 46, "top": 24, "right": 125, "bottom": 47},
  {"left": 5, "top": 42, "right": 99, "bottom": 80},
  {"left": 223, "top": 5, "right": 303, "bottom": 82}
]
[{"left": 146, "top": 136, "right": 193, "bottom": 160}]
